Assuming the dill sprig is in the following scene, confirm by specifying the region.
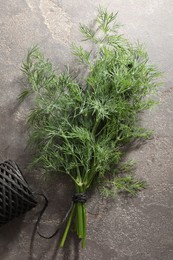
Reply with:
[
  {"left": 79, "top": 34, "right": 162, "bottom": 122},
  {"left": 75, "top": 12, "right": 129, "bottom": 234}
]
[{"left": 19, "top": 7, "right": 160, "bottom": 248}]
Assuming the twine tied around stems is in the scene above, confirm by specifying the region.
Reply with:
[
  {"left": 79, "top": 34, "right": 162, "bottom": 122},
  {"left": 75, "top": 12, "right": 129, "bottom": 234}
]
[
  {"left": 72, "top": 193, "right": 87, "bottom": 203},
  {"left": 36, "top": 192, "right": 87, "bottom": 239}
]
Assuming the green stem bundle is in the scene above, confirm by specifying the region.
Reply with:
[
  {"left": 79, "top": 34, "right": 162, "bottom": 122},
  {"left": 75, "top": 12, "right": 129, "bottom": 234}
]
[{"left": 60, "top": 184, "right": 87, "bottom": 248}]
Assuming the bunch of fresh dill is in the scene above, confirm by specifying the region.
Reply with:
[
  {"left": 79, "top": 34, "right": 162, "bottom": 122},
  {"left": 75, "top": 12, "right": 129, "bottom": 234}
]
[{"left": 19, "top": 7, "right": 160, "bottom": 248}]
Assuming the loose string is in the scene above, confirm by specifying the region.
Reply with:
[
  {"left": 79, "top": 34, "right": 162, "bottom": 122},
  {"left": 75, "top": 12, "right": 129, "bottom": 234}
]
[{"left": 35, "top": 192, "right": 87, "bottom": 239}]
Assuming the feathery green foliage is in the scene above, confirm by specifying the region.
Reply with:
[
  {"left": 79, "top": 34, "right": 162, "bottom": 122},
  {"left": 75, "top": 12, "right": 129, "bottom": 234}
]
[{"left": 19, "top": 7, "right": 160, "bottom": 248}]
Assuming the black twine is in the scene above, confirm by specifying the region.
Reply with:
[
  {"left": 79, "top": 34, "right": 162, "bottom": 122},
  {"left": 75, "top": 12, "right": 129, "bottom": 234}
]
[
  {"left": 35, "top": 192, "right": 87, "bottom": 239},
  {"left": 72, "top": 193, "right": 87, "bottom": 203}
]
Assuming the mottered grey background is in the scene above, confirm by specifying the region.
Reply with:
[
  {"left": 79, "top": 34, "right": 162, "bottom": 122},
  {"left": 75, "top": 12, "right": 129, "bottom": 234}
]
[{"left": 0, "top": 1, "right": 173, "bottom": 259}]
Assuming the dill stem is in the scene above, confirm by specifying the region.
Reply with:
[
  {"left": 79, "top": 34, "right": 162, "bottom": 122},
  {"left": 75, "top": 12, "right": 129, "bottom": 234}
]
[
  {"left": 92, "top": 117, "right": 101, "bottom": 135},
  {"left": 60, "top": 204, "right": 76, "bottom": 248},
  {"left": 77, "top": 202, "right": 84, "bottom": 238},
  {"left": 82, "top": 204, "right": 86, "bottom": 248}
]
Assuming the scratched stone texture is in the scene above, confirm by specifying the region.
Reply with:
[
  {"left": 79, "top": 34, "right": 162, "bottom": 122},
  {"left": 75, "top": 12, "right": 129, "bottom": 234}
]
[{"left": 0, "top": 1, "right": 173, "bottom": 259}]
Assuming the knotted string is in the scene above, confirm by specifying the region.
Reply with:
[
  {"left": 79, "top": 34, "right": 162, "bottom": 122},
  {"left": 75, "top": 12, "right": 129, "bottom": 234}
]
[
  {"left": 72, "top": 193, "right": 87, "bottom": 203},
  {"left": 36, "top": 192, "right": 87, "bottom": 239}
]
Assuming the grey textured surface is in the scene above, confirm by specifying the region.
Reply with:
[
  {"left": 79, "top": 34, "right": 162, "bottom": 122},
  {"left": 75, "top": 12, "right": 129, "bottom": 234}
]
[{"left": 0, "top": 1, "right": 173, "bottom": 259}]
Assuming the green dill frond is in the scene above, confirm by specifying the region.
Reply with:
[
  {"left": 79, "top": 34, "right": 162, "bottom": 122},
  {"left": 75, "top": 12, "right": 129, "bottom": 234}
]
[
  {"left": 18, "top": 89, "right": 32, "bottom": 103},
  {"left": 72, "top": 43, "right": 91, "bottom": 66},
  {"left": 80, "top": 24, "right": 98, "bottom": 43},
  {"left": 97, "top": 6, "right": 119, "bottom": 34},
  {"left": 100, "top": 176, "right": 146, "bottom": 198}
]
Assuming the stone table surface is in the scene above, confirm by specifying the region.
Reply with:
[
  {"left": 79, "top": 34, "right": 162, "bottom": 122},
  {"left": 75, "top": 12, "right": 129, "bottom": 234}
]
[{"left": 0, "top": 1, "right": 173, "bottom": 259}]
